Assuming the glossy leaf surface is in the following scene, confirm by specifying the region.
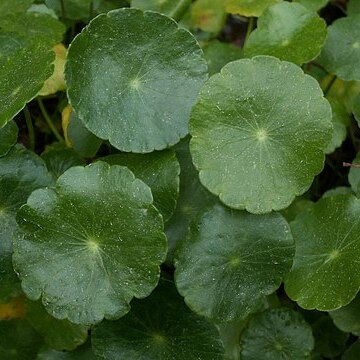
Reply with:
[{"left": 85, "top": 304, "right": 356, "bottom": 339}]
[
  {"left": 244, "top": 2, "right": 327, "bottom": 65},
  {"left": 13, "top": 162, "right": 167, "bottom": 324},
  {"left": 189, "top": 56, "right": 332, "bottom": 213},
  {"left": 65, "top": 8, "right": 208, "bottom": 153},
  {"left": 92, "top": 280, "right": 225, "bottom": 360},
  {"left": 175, "top": 204, "right": 294, "bottom": 322},
  {"left": 285, "top": 195, "right": 360, "bottom": 310}
]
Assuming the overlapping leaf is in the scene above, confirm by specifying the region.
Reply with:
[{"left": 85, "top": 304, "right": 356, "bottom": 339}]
[
  {"left": 189, "top": 56, "right": 332, "bottom": 214},
  {"left": 92, "top": 279, "right": 225, "bottom": 360},
  {"left": 102, "top": 150, "right": 180, "bottom": 222},
  {"left": 0, "top": 2, "right": 65, "bottom": 127},
  {"left": 65, "top": 8, "right": 208, "bottom": 153},
  {"left": 285, "top": 195, "right": 360, "bottom": 310},
  {"left": 13, "top": 162, "right": 167, "bottom": 324},
  {"left": 294, "top": 0, "right": 329, "bottom": 12},
  {"left": 240, "top": 308, "right": 314, "bottom": 360},
  {"left": 0, "top": 145, "right": 54, "bottom": 303},
  {"left": 0, "top": 121, "right": 18, "bottom": 157},
  {"left": 225, "top": 0, "right": 281, "bottom": 17},
  {"left": 244, "top": 2, "right": 327, "bottom": 65},
  {"left": 318, "top": 15, "right": 360, "bottom": 81},
  {"left": 175, "top": 204, "right": 294, "bottom": 322}
]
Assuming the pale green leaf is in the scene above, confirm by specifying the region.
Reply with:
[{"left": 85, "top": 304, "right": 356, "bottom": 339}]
[
  {"left": 189, "top": 56, "right": 332, "bottom": 214},
  {"left": 244, "top": 2, "right": 327, "bottom": 65},
  {"left": 318, "top": 15, "right": 360, "bottom": 81},
  {"left": 191, "top": 0, "right": 226, "bottom": 33}
]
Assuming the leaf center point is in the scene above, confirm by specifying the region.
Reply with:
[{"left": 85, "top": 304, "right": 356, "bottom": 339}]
[
  {"left": 130, "top": 78, "right": 141, "bottom": 90},
  {"left": 256, "top": 129, "right": 268, "bottom": 141},
  {"left": 87, "top": 238, "right": 100, "bottom": 253},
  {"left": 229, "top": 256, "right": 241, "bottom": 268},
  {"left": 152, "top": 332, "right": 166, "bottom": 344}
]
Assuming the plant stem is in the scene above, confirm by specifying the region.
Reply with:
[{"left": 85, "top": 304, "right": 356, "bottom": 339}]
[
  {"left": 23, "top": 106, "right": 35, "bottom": 151},
  {"left": 170, "top": 0, "right": 192, "bottom": 22},
  {"left": 37, "top": 98, "right": 64, "bottom": 142},
  {"left": 60, "top": 0, "right": 66, "bottom": 20},
  {"left": 244, "top": 17, "right": 255, "bottom": 45},
  {"left": 343, "top": 162, "right": 360, "bottom": 168},
  {"left": 324, "top": 74, "right": 337, "bottom": 96}
]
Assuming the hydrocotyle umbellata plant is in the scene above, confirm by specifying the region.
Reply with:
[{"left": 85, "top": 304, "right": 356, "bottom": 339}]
[{"left": 1, "top": 0, "right": 360, "bottom": 359}]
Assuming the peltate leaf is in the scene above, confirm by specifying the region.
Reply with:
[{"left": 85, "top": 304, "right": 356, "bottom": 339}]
[
  {"left": 240, "top": 308, "right": 314, "bottom": 360},
  {"left": 318, "top": 15, "right": 360, "bottom": 81},
  {"left": 243, "top": 2, "right": 327, "bottom": 65},
  {"left": 92, "top": 279, "right": 225, "bottom": 360},
  {"left": 65, "top": 8, "right": 208, "bottom": 153},
  {"left": 13, "top": 161, "right": 167, "bottom": 324},
  {"left": 285, "top": 195, "right": 360, "bottom": 310},
  {"left": 174, "top": 204, "right": 294, "bottom": 322},
  {"left": 189, "top": 56, "right": 332, "bottom": 214}
]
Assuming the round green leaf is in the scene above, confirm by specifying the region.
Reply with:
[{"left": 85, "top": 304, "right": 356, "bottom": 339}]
[
  {"left": 318, "top": 15, "right": 360, "bottom": 81},
  {"left": 0, "top": 11, "right": 65, "bottom": 127},
  {"left": 65, "top": 8, "right": 208, "bottom": 153},
  {"left": 240, "top": 308, "right": 314, "bottom": 360},
  {"left": 165, "top": 138, "right": 217, "bottom": 263},
  {"left": 202, "top": 40, "right": 242, "bottom": 76},
  {"left": 294, "top": 0, "right": 329, "bottom": 12},
  {"left": 102, "top": 150, "right": 180, "bottom": 223},
  {"left": 330, "top": 294, "right": 360, "bottom": 336},
  {"left": 225, "top": 0, "right": 281, "bottom": 17},
  {"left": 325, "top": 99, "right": 350, "bottom": 154},
  {"left": 0, "top": 319, "right": 43, "bottom": 360},
  {"left": 285, "top": 195, "right": 360, "bottom": 310},
  {"left": 92, "top": 279, "right": 225, "bottom": 360},
  {"left": 174, "top": 204, "right": 294, "bottom": 322},
  {"left": 27, "top": 300, "right": 89, "bottom": 351},
  {"left": 189, "top": 56, "right": 332, "bottom": 214},
  {"left": 323, "top": 187, "right": 353, "bottom": 198},
  {"left": 243, "top": 2, "right": 327, "bottom": 65},
  {"left": 0, "top": 145, "right": 54, "bottom": 303},
  {"left": 0, "top": 121, "right": 18, "bottom": 157},
  {"left": 13, "top": 161, "right": 167, "bottom": 324},
  {"left": 312, "top": 316, "right": 348, "bottom": 358}
]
